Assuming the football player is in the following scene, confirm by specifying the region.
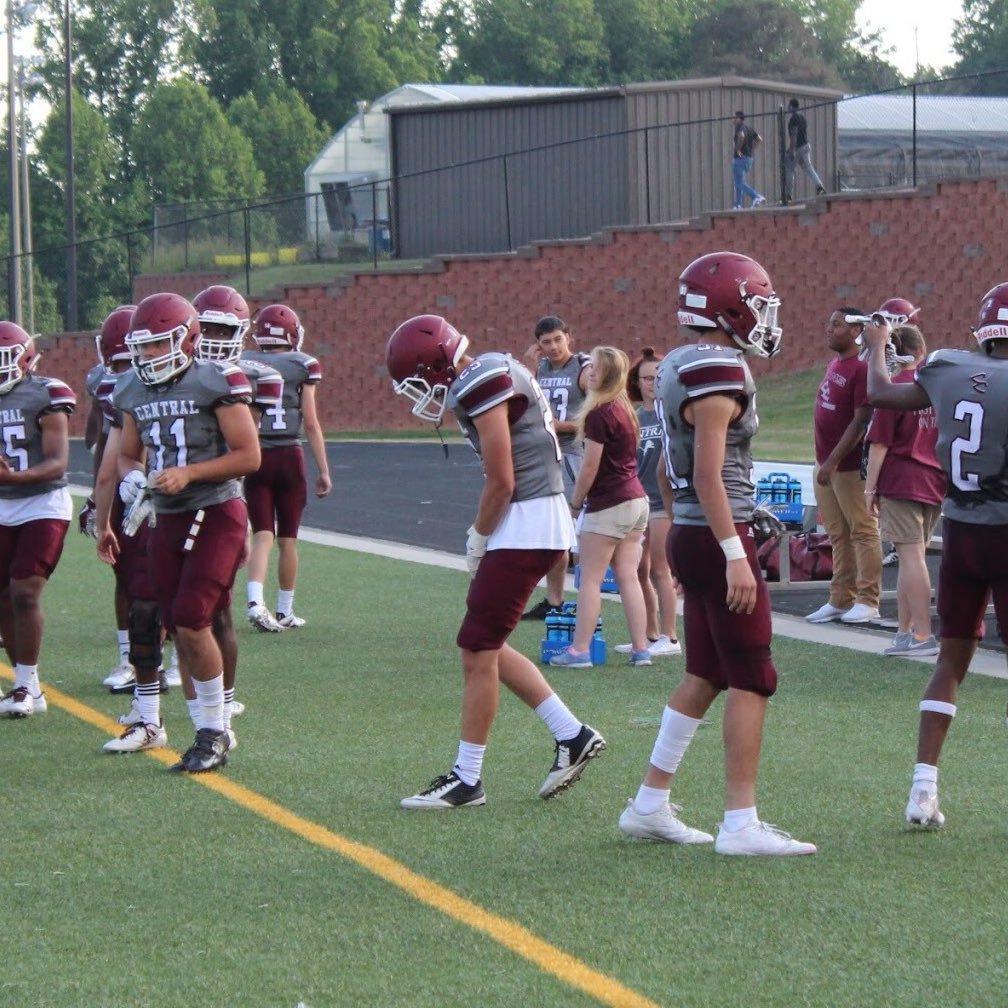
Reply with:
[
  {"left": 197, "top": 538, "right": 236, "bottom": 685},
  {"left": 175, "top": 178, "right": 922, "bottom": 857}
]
[
  {"left": 520, "top": 315, "right": 589, "bottom": 620},
  {"left": 190, "top": 285, "right": 283, "bottom": 737},
  {"left": 88, "top": 306, "right": 146, "bottom": 694},
  {"left": 0, "top": 322, "right": 77, "bottom": 718},
  {"left": 865, "top": 283, "right": 1008, "bottom": 828},
  {"left": 99, "top": 292, "right": 261, "bottom": 772},
  {"left": 241, "top": 303, "right": 331, "bottom": 631},
  {"left": 618, "top": 251, "right": 817, "bottom": 855},
  {"left": 385, "top": 314, "right": 606, "bottom": 808}
]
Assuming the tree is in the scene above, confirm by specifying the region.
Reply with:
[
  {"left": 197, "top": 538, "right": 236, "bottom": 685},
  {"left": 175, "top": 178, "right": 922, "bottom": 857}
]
[
  {"left": 597, "top": 0, "right": 693, "bottom": 83},
  {"left": 133, "top": 79, "right": 265, "bottom": 206},
  {"left": 33, "top": 0, "right": 201, "bottom": 184},
  {"left": 441, "top": 0, "right": 609, "bottom": 85},
  {"left": 191, "top": 0, "right": 443, "bottom": 130},
  {"left": 228, "top": 85, "right": 329, "bottom": 198},
  {"left": 687, "top": 0, "right": 845, "bottom": 87},
  {"left": 32, "top": 90, "right": 139, "bottom": 328},
  {"left": 951, "top": 0, "right": 1008, "bottom": 93}
]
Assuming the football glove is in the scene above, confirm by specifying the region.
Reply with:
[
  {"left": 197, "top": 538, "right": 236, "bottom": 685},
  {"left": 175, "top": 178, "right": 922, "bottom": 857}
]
[
  {"left": 466, "top": 525, "right": 488, "bottom": 576},
  {"left": 118, "top": 469, "right": 146, "bottom": 505},
  {"left": 78, "top": 497, "right": 97, "bottom": 538},
  {"left": 751, "top": 502, "right": 786, "bottom": 539},
  {"left": 122, "top": 487, "right": 155, "bottom": 537}
]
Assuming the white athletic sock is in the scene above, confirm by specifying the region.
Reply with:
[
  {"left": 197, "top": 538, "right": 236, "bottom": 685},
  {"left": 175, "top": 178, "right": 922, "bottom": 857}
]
[
  {"left": 135, "top": 680, "right": 161, "bottom": 726},
  {"left": 223, "top": 687, "right": 235, "bottom": 730},
  {"left": 453, "top": 741, "right": 486, "bottom": 786},
  {"left": 186, "top": 698, "right": 201, "bottom": 728},
  {"left": 722, "top": 806, "right": 758, "bottom": 832},
  {"left": 117, "top": 630, "right": 130, "bottom": 659},
  {"left": 14, "top": 663, "right": 38, "bottom": 693},
  {"left": 649, "top": 706, "right": 701, "bottom": 774},
  {"left": 192, "top": 674, "right": 225, "bottom": 731},
  {"left": 534, "top": 693, "right": 582, "bottom": 741},
  {"left": 633, "top": 784, "right": 671, "bottom": 816},
  {"left": 277, "top": 589, "right": 295, "bottom": 616},
  {"left": 247, "top": 581, "right": 264, "bottom": 607},
  {"left": 912, "top": 763, "right": 938, "bottom": 787}
]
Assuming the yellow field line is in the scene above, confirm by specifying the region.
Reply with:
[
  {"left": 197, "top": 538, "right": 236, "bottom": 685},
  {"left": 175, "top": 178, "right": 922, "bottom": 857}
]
[{"left": 3, "top": 672, "right": 664, "bottom": 1008}]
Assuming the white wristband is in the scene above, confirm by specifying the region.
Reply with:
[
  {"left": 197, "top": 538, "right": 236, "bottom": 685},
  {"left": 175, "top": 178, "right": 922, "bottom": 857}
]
[{"left": 719, "top": 535, "right": 746, "bottom": 561}]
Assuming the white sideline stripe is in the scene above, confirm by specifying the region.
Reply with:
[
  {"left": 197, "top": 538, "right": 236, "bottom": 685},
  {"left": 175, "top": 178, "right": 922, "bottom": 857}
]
[{"left": 67, "top": 486, "right": 1003, "bottom": 681}]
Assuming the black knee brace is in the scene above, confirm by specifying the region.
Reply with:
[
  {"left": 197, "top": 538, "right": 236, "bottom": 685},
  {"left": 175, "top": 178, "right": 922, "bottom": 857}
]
[{"left": 128, "top": 599, "right": 163, "bottom": 673}]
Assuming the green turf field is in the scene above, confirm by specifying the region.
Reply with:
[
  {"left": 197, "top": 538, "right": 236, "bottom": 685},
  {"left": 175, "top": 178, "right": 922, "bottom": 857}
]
[{"left": 5, "top": 518, "right": 1007, "bottom": 1008}]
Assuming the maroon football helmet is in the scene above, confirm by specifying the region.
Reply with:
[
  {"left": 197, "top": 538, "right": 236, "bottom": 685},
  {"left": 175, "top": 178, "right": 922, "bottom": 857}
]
[
  {"left": 252, "top": 304, "right": 304, "bottom": 351},
  {"left": 96, "top": 305, "right": 136, "bottom": 372},
  {"left": 677, "top": 251, "right": 782, "bottom": 358},
  {"left": 0, "top": 321, "right": 35, "bottom": 393},
  {"left": 126, "top": 293, "right": 200, "bottom": 385},
  {"left": 385, "top": 314, "right": 470, "bottom": 422},
  {"left": 877, "top": 297, "right": 919, "bottom": 328},
  {"left": 973, "top": 283, "right": 1008, "bottom": 352},
  {"left": 193, "top": 285, "right": 250, "bottom": 362}
]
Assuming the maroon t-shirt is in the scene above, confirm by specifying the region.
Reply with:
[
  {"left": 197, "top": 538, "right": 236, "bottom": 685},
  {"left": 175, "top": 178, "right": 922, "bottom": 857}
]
[
  {"left": 814, "top": 355, "right": 868, "bottom": 470},
  {"left": 867, "top": 370, "right": 945, "bottom": 505},
  {"left": 583, "top": 400, "right": 645, "bottom": 511}
]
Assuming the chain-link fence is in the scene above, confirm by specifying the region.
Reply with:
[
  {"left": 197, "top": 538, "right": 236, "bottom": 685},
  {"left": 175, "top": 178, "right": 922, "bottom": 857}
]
[{"left": 5, "top": 70, "right": 1008, "bottom": 332}]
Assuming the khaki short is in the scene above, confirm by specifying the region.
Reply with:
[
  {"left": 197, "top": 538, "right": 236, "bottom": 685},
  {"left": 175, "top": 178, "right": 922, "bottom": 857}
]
[
  {"left": 581, "top": 496, "right": 650, "bottom": 538},
  {"left": 879, "top": 496, "right": 941, "bottom": 546}
]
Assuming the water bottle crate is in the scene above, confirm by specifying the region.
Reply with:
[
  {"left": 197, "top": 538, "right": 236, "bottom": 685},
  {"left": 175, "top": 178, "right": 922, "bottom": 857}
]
[{"left": 573, "top": 565, "right": 619, "bottom": 594}]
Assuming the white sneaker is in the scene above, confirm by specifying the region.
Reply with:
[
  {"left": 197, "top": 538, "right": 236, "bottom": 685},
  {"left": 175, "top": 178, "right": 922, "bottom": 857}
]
[
  {"left": 103, "top": 721, "right": 167, "bottom": 753},
  {"left": 614, "top": 643, "right": 635, "bottom": 654},
  {"left": 102, "top": 657, "right": 136, "bottom": 691},
  {"left": 276, "top": 610, "right": 306, "bottom": 628},
  {"left": 840, "top": 602, "right": 881, "bottom": 624},
  {"left": 906, "top": 787, "right": 944, "bottom": 827},
  {"left": 805, "top": 602, "right": 846, "bottom": 623},
  {"left": 648, "top": 636, "right": 682, "bottom": 657},
  {"left": 618, "top": 800, "right": 713, "bottom": 844},
  {"left": 752, "top": 195, "right": 767, "bottom": 207},
  {"left": 714, "top": 820, "right": 817, "bottom": 856},
  {"left": 228, "top": 700, "right": 245, "bottom": 718},
  {"left": 225, "top": 728, "right": 238, "bottom": 751},
  {"left": 0, "top": 686, "right": 46, "bottom": 717},
  {"left": 116, "top": 696, "right": 144, "bottom": 726},
  {"left": 248, "top": 603, "right": 283, "bottom": 633}
]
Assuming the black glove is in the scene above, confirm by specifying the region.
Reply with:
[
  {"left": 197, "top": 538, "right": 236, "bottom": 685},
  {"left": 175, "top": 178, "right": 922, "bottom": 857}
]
[{"left": 78, "top": 497, "right": 97, "bottom": 537}]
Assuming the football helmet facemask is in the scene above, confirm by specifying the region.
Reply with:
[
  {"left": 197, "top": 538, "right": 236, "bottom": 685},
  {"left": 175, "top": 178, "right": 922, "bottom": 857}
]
[
  {"left": 973, "top": 283, "right": 1008, "bottom": 353},
  {"left": 385, "top": 314, "right": 470, "bottom": 423},
  {"left": 127, "top": 293, "right": 200, "bottom": 386},
  {"left": 877, "top": 297, "right": 919, "bottom": 328},
  {"left": 97, "top": 305, "right": 136, "bottom": 372},
  {"left": 0, "top": 321, "right": 35, "bottom": 393},
  {"left": 677, "top": 251, "right": 782, "bottom": 358},
  {"left": 252, "top": 303, "right": 304, "bottom": 351},
  {"left": 193, "top": 285, "right": 250, "bottom": 362}
]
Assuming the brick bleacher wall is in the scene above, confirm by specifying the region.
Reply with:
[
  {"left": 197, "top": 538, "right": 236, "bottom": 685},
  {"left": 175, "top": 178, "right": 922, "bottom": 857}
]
[{"left": 38, "top": 176, "right": 1008, "bottom": 437}]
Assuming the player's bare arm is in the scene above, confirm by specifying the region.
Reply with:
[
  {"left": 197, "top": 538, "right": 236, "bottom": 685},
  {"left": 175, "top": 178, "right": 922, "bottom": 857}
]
[
  {"left": 688, "top": 393, "right": 757, "bottom": 615},
  {"left": 469, "top": 402, "right": 515, "bottom": 536}
]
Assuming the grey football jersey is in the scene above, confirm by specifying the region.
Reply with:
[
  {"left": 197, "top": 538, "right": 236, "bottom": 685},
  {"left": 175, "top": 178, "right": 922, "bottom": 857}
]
[
  {"left": 0, "top": 374, "right": 77, "bottom": 499},
  {"left": 85, "top": 363, "right": 106, "bottom": 399},
  {"left": 448, "top": 352, "right": 564, "bottom": 502},
  {"left": 241, "top": 349, "right": 321, "bottom": 447},
  {"left": 536, "top": 351, "right": 589, "bottom": 453},
  {"left": 657, "top": 343, "right": 757, "bottom": 525},
  {"left": 915, "top": 348, "right": 1008, "bottom": 524},
  {"left": 636, "top": 405, "right": 664, "bottom": 509},
  {"left": 113, "top": 360, "right": 253, "bottom": 513}
]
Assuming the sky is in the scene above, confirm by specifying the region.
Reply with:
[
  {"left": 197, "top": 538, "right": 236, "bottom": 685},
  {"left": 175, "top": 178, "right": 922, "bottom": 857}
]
[{"left": 855, "top": 0, "right": 965, "bottom": 76}]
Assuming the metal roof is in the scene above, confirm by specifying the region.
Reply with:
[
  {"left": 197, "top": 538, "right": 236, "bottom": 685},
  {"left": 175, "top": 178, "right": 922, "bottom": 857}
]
[{"left": 839, "top": 93, "right": 1008, "bottom": 132}]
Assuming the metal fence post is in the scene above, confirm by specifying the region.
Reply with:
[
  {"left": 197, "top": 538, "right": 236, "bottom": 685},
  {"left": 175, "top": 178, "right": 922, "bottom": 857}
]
[
  {"left": 502, "top": 155, "right": 512, "bottom": 253},
  {"left": 912, "top": 83, "right": 918, "bottom": 189}
]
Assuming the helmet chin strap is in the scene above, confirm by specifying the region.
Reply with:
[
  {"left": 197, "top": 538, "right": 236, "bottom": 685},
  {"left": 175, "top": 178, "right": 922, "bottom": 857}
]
[{"left": 435, "top": 420, "right": 450, "bottom": 459}]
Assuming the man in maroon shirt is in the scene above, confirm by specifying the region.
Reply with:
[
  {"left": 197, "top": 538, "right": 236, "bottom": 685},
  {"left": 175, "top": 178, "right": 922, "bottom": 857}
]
[{"left": 806, "top": 309, "right": 882, "bottom": 624}]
